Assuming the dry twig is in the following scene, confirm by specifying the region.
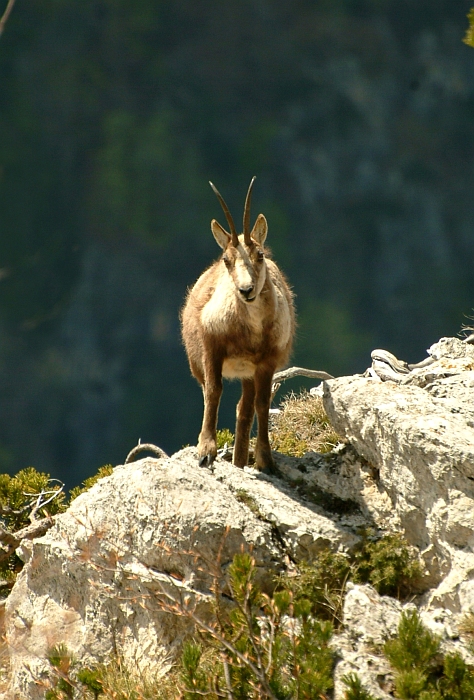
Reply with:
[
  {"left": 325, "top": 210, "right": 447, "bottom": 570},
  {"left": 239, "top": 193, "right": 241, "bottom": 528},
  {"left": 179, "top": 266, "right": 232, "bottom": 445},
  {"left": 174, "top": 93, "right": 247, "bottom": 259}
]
[
  {"left": 125, "top": 442, "right": 169, "bottom": 464},
  {"left": 0, "top": 0, "right": 17, "bottom": 36},
  {"left": 0, "top": 516, "right": 54, "bottom": 564},
  {"left": 271, "top": 366, "right": 333, "bottom": 401}
]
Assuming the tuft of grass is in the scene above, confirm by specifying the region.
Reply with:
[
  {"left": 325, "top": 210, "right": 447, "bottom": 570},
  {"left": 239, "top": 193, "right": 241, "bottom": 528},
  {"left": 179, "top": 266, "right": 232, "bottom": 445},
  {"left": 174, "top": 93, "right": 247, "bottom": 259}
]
[
  {"left": 43, "top": 645, "right": 175, "bottom": 699},
  {"left": 270, "top": 391, "right": 342, "bottom": 456},
  {"left": 94, "top": 655, "right": 175, "bottom": 699},
  {"left": 458, "top": 612, "right": 474, "bottom": 638}
]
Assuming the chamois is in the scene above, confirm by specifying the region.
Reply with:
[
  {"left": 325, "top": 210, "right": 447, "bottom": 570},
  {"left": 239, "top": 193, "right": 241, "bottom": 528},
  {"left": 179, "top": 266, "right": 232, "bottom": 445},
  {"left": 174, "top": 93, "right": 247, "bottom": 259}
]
[{"left": 181, "top": 177, "right": 295, "bottom": 472}]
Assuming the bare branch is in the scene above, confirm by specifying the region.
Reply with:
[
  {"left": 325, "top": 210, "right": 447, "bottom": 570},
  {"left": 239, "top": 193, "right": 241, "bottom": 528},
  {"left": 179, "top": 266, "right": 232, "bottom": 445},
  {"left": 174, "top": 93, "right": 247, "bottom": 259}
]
[
  {"left": 15, "top": 516, "right": 54, "bottom": 541},
  {"left": 125, "top": 443, "right": 169, "bottom": 464},
  {"left": 29, "top": 483, "right": 65, "bottom": 522},
  {"left": 222, "top": 656, "right": 234, "bottom": 700},
  {"left": 0, "top": 516, "right": 54, "bottom": 564},
  {"left": 270, "top": 366, "right": 333, "bottom": 401},
  {"left": 0, "top": 0, "right": 17, "bottom": 36},
  {"left": 0, "top": 526, "right": 19, "bottom": 548},
  {"left": 272, "top": 366, "right": 334, "bottom": 383}
]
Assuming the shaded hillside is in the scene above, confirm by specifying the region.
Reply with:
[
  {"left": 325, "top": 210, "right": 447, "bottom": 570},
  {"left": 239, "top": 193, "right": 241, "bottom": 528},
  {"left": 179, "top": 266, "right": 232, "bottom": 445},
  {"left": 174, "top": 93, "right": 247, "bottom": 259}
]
[{"left": 0, "top": 0, "right": 473, "bottom": 482}]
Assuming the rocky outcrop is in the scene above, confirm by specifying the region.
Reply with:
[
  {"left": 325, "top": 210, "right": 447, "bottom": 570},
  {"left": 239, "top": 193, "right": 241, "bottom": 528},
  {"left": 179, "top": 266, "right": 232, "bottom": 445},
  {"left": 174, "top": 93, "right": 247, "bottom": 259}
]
[
  {"left": 5, "top": 448, "right": 359, "bottom": 700},
  {"left": 323, "top": 336, "right": 474, "bottom": 696},
  {"left": 4, "top": 336, "right": 474, "bottom": 699},
  {"left": 323, "top": 337, "right": 474, "bottom": 606}
]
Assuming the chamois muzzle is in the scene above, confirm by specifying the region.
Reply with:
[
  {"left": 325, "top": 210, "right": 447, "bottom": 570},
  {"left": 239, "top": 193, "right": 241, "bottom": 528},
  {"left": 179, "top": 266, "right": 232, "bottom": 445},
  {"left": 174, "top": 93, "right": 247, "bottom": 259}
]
[{"left": 239, "top": 285, "right": 256, "bottom": 301}]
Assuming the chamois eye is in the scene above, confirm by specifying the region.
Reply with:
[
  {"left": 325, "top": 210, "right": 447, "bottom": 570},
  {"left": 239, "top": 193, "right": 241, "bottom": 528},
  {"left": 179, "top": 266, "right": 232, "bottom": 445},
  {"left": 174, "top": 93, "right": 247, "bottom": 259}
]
[{"left": 223, "top": 255, "right": 230, "bottom": 266}]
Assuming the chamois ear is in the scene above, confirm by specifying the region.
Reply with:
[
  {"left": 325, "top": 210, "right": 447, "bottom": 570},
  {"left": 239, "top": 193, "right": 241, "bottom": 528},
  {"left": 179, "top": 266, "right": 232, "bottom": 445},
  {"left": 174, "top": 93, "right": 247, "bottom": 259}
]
[
  {"left": 211, "top": 219, "right": 231, "bottom": 249},
  {"left": 250, "top": 213, "right": 268, "bottom": 246}
]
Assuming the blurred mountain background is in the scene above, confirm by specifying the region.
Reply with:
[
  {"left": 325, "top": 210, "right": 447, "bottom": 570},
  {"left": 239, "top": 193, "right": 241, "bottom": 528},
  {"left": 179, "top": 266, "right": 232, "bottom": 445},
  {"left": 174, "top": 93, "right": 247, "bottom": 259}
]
[{"left": 0, "top": 0, "right": 473, "bottom": 485}]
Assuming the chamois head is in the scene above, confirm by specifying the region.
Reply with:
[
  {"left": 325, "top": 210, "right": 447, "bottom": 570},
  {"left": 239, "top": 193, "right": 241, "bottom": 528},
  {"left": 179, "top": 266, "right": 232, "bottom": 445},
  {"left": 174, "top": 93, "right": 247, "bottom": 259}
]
[{"left": 209, "top": 177, "right": 268, "bottom": 303}]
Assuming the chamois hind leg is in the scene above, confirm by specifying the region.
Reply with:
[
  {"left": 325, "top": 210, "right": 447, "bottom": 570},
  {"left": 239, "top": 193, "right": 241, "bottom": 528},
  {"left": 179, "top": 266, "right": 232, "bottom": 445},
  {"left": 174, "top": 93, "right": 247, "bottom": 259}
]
[
  {"left": 233, "top": 378, "right": 256, "bottom": 468},
  {"left": 254, "top": 365, "right": 276, "bottom": 473},
  {"left": 197, "top": 354, "right": 223, "bottom": 467}
]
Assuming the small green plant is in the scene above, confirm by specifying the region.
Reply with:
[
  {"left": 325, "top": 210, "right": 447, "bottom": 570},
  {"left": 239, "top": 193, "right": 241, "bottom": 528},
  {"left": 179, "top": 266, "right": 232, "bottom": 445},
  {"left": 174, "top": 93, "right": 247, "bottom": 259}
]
[
  {"left": 384, "top": 610, "right": 440, "bottom": 673},
  {"left": 44, "top": 644, "right": 76, "bottom": 700},
  {"left": 282, "top": 549, "right": 352, "bottom": 626},
  {"left": 382, "top": 610, "right": 474, "bottom": 699},
  {"left": 216, "top": 429, "right": 234, "bottom": 450},
  {"left": 437, "top": 651, "right": 474, "bottom": 699},
  {"left": 180, "top": 642, "right": 217, "bottom": 700},
  {"left": 353, "top": 531, "right": 423, "bottom": 598},
  {"left": 69, "top": 465, "right": 114, "bottom": 502},
  {"left": 270, "top": 392, "right": 341, "bottom": 457},
  {"left": 342, "top": 673, "right": 377, "bottom": 700},
  {"left": 76, "top": 668, "right": 103, "bottom": 699}
]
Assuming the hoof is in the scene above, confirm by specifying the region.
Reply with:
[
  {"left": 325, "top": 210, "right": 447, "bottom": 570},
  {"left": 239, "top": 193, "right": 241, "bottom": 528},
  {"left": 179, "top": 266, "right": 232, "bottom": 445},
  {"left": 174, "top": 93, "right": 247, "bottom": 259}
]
[
  {"left": 198, "top": 453, "right": 215, "bottom": 468},
  {"left": 258, "top": 463, "right": 277, "bottom": 476},
  {"left": 255, "top": 454, "right": 278, "bottom": 476}
]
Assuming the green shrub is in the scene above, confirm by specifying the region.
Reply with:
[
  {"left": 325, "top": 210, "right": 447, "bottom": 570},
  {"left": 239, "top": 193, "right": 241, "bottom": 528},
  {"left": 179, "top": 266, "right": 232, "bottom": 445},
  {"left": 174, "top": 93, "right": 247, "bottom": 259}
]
[
  {"left": 281, "top": 549, "right": 351, "bottom": 626},
  {"left": 353, "top": 531, "right": 423, "bottom": 598},
  {"left": 0, "top": 467, "right": 66, "bottom": 532},
  {"left": 0, "top": 467, "right": 67, "bottom": 594},
  {"left": 279, "top": 532, "right": 423, "bottom": 633},
  {"left": 383, "top": 610, "right": 474, "bottom": 699}
]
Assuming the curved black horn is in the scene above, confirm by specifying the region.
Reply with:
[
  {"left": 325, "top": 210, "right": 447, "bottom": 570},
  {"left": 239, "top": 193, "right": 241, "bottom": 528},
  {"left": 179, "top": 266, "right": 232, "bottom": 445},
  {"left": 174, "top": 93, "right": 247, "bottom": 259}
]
[
  {"left": 243, "top": 176, "right": 256, "bottom": 244},
  {"left": 209, "top": 181, "right": 239, "bottom": 246}
]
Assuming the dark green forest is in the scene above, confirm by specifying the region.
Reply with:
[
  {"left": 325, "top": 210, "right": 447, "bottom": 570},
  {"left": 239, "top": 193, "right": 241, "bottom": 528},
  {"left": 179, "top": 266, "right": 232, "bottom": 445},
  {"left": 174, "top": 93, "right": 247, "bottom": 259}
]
[{"left": 0, "top": 0, "right": 473, "bottom": 484}]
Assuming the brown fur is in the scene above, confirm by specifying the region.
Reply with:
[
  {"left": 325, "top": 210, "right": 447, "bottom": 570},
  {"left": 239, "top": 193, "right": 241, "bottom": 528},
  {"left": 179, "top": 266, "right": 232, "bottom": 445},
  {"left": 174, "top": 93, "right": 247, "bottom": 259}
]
[{"left": 180, "top": 182, "right": 295, "bottom": 471}]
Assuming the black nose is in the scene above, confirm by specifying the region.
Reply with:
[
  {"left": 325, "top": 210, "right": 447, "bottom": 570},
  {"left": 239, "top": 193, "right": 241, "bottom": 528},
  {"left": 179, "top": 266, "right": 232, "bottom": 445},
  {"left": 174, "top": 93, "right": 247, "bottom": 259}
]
[{"left": 239, "top": 285, "right": 254, "bottom": 299}]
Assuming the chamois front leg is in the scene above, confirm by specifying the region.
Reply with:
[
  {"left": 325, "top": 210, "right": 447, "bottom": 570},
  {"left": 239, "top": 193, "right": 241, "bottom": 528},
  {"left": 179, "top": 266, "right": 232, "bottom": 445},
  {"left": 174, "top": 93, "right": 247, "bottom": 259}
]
[
  {"left": 198, "top": 355, "right": 223, "bottom": 467},
  {"left": 254, "top": 365, "right": 276, "bottom": 473},
  {"left": 233, "top": 378, "right": 256, "bottom": 468}
]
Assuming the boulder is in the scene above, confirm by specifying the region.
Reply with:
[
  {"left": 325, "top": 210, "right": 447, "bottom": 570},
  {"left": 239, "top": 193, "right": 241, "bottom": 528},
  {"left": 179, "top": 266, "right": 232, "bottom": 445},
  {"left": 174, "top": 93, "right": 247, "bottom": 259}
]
[{"left": 5, "top": 448, "right": 359, "bottom": 699}]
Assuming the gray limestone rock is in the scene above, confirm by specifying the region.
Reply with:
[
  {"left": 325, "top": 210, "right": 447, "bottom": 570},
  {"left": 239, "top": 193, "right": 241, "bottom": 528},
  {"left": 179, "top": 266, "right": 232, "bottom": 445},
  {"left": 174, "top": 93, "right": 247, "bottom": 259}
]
[
  {"left": 5, "top": 447, "right": 359, "bottom": 699},
  {"left": 322, "top": 337, "right": 474, "bottom": 695},
  {"left": 5, "top": 335, "right": 474, "bottom": 698}
]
